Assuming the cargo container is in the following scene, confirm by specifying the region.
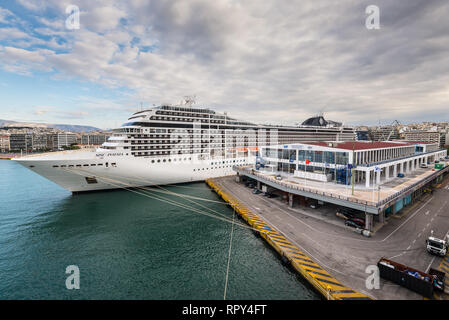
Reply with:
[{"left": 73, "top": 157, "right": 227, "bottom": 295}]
[{"left": 377, "top": 258, "right": 437, "bottom": 297}]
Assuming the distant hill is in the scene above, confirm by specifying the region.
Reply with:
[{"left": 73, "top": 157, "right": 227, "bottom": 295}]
[{"left": 0, "top": 119, "right": 102, "bottom": 132}]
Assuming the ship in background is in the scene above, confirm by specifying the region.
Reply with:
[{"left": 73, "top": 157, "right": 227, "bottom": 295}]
[{"left": 14, "top": 100, "right": 356, "bottom": 192}]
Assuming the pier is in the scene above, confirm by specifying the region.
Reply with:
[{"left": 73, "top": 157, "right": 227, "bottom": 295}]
[
  {"left": 206, "top": 177, "right": 372, "bottom": 300},
  {"left": 207, "top": 174, "right": 449, "bottom": 300}
]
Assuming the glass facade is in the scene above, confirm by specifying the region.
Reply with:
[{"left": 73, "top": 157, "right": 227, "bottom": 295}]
[
  {"left": 336, "top": 152, "right": 349, "bottom": 165},
  {"left": 262, "top": 146, "right": 349, "bottom": 167},
  {"left": 324, "top": 151, "right": 335, "bottom": 164},
  {"left": 281, "top": 149, "right": 296, "bottom": 161}
]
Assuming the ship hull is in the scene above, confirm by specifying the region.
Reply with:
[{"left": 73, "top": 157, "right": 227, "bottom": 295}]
[{"left": 13, "top": 151, "right": 253, "bottom": 192}]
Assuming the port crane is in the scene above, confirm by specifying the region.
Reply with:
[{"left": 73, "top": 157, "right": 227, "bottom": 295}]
[{"left": 377, "top": 120, "right": 401, "bottom": 141}]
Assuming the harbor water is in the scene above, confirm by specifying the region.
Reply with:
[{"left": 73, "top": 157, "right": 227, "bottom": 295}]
[{"left": 0, "top": 159, "right": 319, "bottom": 300}]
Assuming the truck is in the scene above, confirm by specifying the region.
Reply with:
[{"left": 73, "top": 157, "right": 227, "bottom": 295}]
[
  {"left": 426, "top": 234, "right": 449, "bottom": 256},
  {"left": 435, "top": 163, "right": 444, "bottom": 170},
  {"left": 377, "top": 258, "right": 445, "bottom": 297}
]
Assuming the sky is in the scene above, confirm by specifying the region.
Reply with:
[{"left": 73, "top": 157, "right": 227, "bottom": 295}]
[{"left": 0, "top": 0, "right": 448, "bottom": 129}]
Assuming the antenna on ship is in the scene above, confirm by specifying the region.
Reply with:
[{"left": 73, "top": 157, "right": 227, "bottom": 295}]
[{"left": 183, "top": 95, "right": 196, "bottom": 107}]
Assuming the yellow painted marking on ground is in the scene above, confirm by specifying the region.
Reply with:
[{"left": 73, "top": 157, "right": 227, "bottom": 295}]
[
  {"left": 439, "top": 264, "right": 449, "bottom": 273},
  {"left": 205, "top": 178, "right": 373, "bottom": 300}
]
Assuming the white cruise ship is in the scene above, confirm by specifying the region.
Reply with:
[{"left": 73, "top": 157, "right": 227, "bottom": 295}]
[{"left": 14, "top": 103, "right": 355, "bottom": 192}]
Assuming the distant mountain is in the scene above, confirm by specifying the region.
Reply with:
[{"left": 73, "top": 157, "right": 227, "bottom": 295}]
[
  {"left": 48, "top": 124, "right": 103, "bottom": 132},
  {"left": 0, "top": 119, "right": 102, "bottom": 132}
]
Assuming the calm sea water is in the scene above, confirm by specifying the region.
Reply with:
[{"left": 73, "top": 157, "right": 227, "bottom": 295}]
[{"left": 0, "top": 160, "right": 319, "bottom": 300}]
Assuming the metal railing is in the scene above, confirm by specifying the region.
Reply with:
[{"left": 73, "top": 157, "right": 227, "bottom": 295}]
[
  {"left": 235, "top": 166, "right": 377, "bottom": 207},
  {"left": 235, "top": 163, "right": 449, "bottom": 211}
]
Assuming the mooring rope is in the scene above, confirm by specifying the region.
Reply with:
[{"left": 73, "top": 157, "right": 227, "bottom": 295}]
[{"left": 223, "top": 207, "right": 236, "bottom": 300}]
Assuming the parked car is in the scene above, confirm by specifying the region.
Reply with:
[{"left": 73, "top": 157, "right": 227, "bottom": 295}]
[
  {"left": 345, "top": 220, "right": 362, "bottom": 228},
  {"left": 420, "top": 163, "right": 428, "bottom": 168},
  {"left": 336, "top": 211, "right": 354, "bottom": 220},
  {"left": 275, "top": 175, "right": 282, "bottom": 180},
  {"left": 348, "top": 218, "right": 365, "bottom": 228},
  {"left": 253, "top": 188, "right": 261, "bottom": 194},
  {"left": 397, "top": 173, "right": 405, "bottom": 178},
  {"left": 245, "top": 180, "right": 256, "bottom": 187}
]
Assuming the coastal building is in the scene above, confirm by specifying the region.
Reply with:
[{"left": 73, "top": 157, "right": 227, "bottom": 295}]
[
  {"left": 0, "top": 133, "right": 10, "bottom": 152},
  {"left": 47, "top": 133, "right": 78, "bottom": 150},
  {"left": 369, "top": 126, "right": 400, "bottom": 141},
  {"left": 402, "top": 131, "right": 440, "bottom": 146},
  {"left": 80, "top": 133, "right": 110, "bottom": 146},
  {"left": 440, "top": 131, "right": 449, "bottom": 148},
  {"left": 356, "top": 130, "right": 370, "bottom": 141},
  {"left": 9, "top": 133, "right": 33, "bottom": 152},
  {"left": 32, "top": 133, "right": 48, "bottom": 151}
]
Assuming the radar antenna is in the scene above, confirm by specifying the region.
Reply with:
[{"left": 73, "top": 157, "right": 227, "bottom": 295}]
[{"left": 183, "top": 95, "right": 196, "bottom": 107}]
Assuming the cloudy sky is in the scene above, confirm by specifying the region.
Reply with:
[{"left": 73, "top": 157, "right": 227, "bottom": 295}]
[{"left": 0, "top": 0, "right": 448, "bottom": 129}]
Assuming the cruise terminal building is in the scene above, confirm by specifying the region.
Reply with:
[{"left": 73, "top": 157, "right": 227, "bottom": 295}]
[{"left": 234, "top": 140, "right": 448, "bottom": 232}]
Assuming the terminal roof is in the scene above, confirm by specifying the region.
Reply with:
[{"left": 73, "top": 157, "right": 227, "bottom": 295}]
[{"left": 302, "top": 141, "right": 412, "bottom": 151}]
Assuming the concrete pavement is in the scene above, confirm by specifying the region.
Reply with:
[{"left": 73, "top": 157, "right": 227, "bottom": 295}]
[{"left": 212, "top": 174, "right": 449, "bottom": 300}]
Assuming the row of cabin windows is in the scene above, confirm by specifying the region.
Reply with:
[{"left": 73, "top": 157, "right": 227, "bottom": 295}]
[
  {"left": 151, "top": 116, "right": 222, "bottom": 123},
  {"left": 129, "top": 139, "right": 256, "bottom": 144},
  {"left": 150, "top": 157, "right": 192, "bottom": 163},
  {"left": 194, "top": 165, "right": 232, "bottom": 171},
  {"left": 44, "top": 158, "right": 247, "bottom": 169},
  {"left": 133, "top": 150, "right": 201, "bottom": 156},
  {"left": 51, "top": 163, "right": 117, "bottom": 168},
  {"left": 147, "top": 158, "right": 247, "bottom": 164},
  {"left": 130, "top": 145, "right": 219, "bottom": 151}
]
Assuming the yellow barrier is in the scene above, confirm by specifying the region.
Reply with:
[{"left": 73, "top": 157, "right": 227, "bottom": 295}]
[{"left": 206, "top": 178, "right": 373, "bottom": 300}]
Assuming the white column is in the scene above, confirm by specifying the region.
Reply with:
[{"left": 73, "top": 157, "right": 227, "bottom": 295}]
[
  {"left": 393, "top": 163, "right": 397, "bottom": 177},
  {"left": 386, "top": 166, "right": 390, "bottom": 180},
  {"left": 400, "top": 162, "right": 404, "bottom": 174},
  {"left": 376, "top": 170, "right": 381, "bottom": 184},
  {"left": 366, "top": 170, "right": 370, "bottom": 188}
]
